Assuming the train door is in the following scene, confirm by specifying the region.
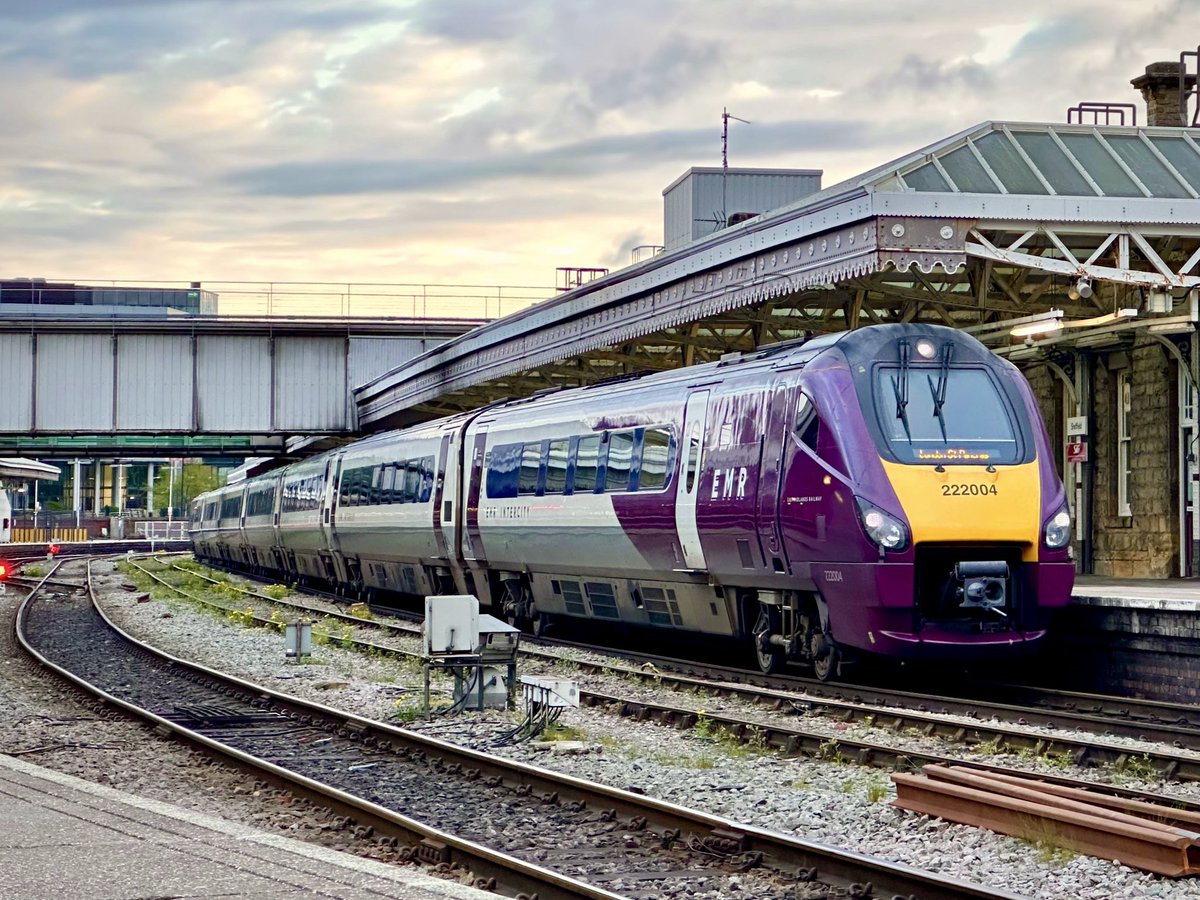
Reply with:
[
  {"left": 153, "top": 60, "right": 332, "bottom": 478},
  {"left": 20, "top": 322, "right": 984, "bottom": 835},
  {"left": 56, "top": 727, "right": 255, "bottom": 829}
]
[
  {"left": 675, "top": 391, "right": 709, "bottom": 569},
  {"left": 463, "top": 427, "right": 488, "bottom": 564},
  {"left": 756, "top": 378, "right": 794, "bottom": 570},
  {"left": 320, "top": 456, "right": 348, "bottom": 583},
  {"left": 432, "top": 432, "right": 453, "bottom": 561}
]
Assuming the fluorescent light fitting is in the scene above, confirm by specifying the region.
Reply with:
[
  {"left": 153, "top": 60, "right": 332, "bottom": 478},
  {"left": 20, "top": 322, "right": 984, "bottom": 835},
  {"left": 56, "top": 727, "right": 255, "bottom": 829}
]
[
  {"left": 1006, "top": 309, "right": 1063, "bottom": 338},
  {"left": 1010, "top": 319, "right": 1064, "bottom": 338}
]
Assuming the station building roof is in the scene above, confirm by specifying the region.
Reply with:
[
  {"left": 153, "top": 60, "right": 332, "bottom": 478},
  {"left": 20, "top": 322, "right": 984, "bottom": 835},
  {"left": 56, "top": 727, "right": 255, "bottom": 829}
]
[{"left": 357, "top": 120, "right": 1200, "bottom": 426}]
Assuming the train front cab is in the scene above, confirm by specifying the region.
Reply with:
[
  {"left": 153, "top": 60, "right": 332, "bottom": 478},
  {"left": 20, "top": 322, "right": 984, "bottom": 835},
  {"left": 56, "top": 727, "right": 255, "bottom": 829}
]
[{"left": 775, "top": 326, "right": 1074, "bottom": 675}]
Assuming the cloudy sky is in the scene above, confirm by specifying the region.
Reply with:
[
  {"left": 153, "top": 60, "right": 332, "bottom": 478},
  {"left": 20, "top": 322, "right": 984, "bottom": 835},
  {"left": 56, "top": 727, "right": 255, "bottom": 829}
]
[{"left": 1, "top": 1, "right": 1195, "bottom": 301}]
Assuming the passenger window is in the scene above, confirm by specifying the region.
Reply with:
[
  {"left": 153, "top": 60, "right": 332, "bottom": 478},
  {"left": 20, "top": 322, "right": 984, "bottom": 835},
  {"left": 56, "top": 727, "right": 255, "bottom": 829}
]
[
  {"left": 545, "top": 440, "right": 569, "bottom": 494},
  {"left": 605, "top": 431, "right": 634, "bottom": 492},
  {"left": 638, "top": 428, "right": 671, "bottom": 491},
  {"left": 573, "top": 435, "right": 601, "bottom": 493},
  {"left": 485, "top": 443, "right": 521, "bottom": 499},
  {"left": 404, "top": 462, "right": 422, "bottom": 503},
  {"left": 519, "top": 442, "right": 542, "bottom": 495},
  {"left": 419, "top": 457, "right": 435, "bottom": 503},
  {"left": 684, "top": 424, "right": 701, "bottom": 493}
]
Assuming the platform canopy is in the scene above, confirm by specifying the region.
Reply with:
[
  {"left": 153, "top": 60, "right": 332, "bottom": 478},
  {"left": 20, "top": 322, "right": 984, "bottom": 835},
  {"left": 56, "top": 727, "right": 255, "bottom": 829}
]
[
  {"left": 0, "top": 458, "right": 61, "bottom": 481},
  {"left": 357, "top": 121, "right": 1200, "bottom": 427}
]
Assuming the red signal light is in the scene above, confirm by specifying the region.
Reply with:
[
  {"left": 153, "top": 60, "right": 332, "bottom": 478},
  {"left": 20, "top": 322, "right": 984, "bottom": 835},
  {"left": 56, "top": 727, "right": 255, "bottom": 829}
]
[
  {"left": 48, "top": 544, "right": 60, "bottom": 556},
  {"left": 0, "top": 562, "right": 9, "bottom": 580}
]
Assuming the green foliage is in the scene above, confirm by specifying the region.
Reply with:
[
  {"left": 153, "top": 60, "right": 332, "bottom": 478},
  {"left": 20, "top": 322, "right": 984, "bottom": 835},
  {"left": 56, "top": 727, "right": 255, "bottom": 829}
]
[
  {"left": 391, "top": 699, "right": 424, "bottom": 723},
  {"left": 817, "top": 737, "right": 845, "bottom": 764},
  {"left": 312, "top": 616, "right": 354, "bottom": 647},
  {"left": 22, "top": 564, "right": 44, "bottom": 578},
  {"left": 347, "top": 602, "right": 374, "bottom": 620},
  {"left": 541, "top": 722, "right": 587, "bottom": 742},
  {"left": 226, "top": 606, "right": 259, "bottom": 627},
  {"left": 865, "top": 779, "right": 889, "bottom": 804},
  {"left": 1112, "top": 753, "right": 1157, "bottom": 783},
  {"left": 1017, "top": 817, "right": 1077, "bottom": 866},
  {"left": 692, "top": 711, "right": 716, "bottom": 740},
  {"left": 151, "top": 463, "right": 222, "bottom": 514},
  {"left": 261, "top": 584, "right": 291, "bottom": 601}
]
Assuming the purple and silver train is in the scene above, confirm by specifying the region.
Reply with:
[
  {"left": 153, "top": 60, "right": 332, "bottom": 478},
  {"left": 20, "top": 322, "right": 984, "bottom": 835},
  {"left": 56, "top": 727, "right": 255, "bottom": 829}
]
[{"left": 192, "top": 323, "right": 1075, "bottom": 679}]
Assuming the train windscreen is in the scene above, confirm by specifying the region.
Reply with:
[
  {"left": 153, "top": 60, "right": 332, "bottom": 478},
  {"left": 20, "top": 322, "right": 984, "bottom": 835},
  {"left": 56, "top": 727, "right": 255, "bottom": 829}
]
[{"left": 872, "top": 366, "right": 1020, "bottom": 465}]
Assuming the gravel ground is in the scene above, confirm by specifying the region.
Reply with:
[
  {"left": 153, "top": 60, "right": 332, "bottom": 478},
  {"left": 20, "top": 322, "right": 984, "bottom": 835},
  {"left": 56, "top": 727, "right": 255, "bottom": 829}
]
[
  {"left": 88, "top": 558, "right": 1200, "bottom": 900},
  {"left": 0, "top": 563, "right": 500, "bottom": 893}
]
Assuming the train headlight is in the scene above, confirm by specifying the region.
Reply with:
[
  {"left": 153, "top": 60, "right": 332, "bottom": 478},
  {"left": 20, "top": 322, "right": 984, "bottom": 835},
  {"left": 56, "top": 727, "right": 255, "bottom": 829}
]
[
  {"left": 856, "top": 498, "right": 909, "bottom": 552},
  {"left": 1043, "top": 507, "right": 1072, "bottom": 549}
]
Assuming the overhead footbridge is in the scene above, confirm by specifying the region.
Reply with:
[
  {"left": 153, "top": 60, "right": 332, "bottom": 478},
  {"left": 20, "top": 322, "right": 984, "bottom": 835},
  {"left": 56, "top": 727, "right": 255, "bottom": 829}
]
[
  {"left": 356, "top": 119, "right": 1200, "bottom": 429},
  {"left": 0, "top": 316, "right": 477, "bottom": 457}
]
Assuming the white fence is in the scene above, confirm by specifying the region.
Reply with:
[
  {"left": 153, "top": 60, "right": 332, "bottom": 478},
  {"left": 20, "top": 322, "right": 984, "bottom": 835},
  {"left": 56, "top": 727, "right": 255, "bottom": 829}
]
[{"left": 135, "top": 521, "right": 189, "bottom": 541}]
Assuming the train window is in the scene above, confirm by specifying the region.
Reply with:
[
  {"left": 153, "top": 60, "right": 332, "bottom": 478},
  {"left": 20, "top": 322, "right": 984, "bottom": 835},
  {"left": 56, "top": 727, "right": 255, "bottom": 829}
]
[
  {"left": 798, "top": 412, "right": 819, "bottom": 451},
  {"left": 485, "top": 443, "right": 522, "bottom": 499},
  {"left": 419, "top": 456, "right": 435, "bottom": 502},
  {"left": 219, "top": 496, "right": 241, "bottom": 520},
  {"left": 873, "top": 366, "right": 1020, "bottom": 464},
  {"left": 519, "top": 442, "right": 542, "bottom": 495},
  {"left": 404, "top": 461, "right": 423, "bottom": 503},
  {"left": 605, "top": 431, "right": 634, "bottom": 492},
  {"left": 573, "top": 435, "right": 601, "bottom": 493},
  {"left": 247, "top": 487, "right": 274, "bottom": 517},
  {"left": 379, "top": 465, "right": 396, "bottom": 504},
  {"left": 544, "top": 440, "right": 569, "bottom": 494},
  {"left": 367, "top": 466, "right": 381, "bottom": 505},
  {"left": 638, "top": 428, "right": 672, "bottom": 491},
  {"left": 684, "top": 424, "right": 701, "bottom": 493}
]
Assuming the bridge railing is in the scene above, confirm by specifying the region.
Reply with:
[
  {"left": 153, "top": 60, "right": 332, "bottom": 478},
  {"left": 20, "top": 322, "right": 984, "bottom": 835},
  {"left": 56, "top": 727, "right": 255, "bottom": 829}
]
[{"left": 0, "top": 279, "right": 557, "bottom": 321}]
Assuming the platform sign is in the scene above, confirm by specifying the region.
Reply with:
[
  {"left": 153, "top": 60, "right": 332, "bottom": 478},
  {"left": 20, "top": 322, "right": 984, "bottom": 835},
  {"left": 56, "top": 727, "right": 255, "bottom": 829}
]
[
  {"left": 1066, "top": 441, "right": 1088, "bottom": 464},
  {"left": 1066, "top": 416, "right": 1088, "bottom": 436}
]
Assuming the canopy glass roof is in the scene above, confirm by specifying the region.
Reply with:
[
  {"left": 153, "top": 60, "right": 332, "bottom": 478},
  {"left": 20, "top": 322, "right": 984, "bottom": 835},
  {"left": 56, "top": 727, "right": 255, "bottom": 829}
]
[{"left": 896, "top": 123, "right": 1200, "bottom": 199}]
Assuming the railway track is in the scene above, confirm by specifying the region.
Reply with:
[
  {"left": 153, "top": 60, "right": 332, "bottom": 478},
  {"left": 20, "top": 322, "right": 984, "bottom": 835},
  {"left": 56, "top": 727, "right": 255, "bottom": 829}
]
[
  {"left": 141, "top": 559, "right": 1200, "bottom": 789},
  {"left": 19, "top": 557, "right": 1015, "bottom": 900}
]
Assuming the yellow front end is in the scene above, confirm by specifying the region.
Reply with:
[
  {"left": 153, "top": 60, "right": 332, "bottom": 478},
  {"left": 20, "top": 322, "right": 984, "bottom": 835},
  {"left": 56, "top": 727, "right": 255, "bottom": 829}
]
[{"left": 880, "top": 460, "right": 1043, "bottom": 561}]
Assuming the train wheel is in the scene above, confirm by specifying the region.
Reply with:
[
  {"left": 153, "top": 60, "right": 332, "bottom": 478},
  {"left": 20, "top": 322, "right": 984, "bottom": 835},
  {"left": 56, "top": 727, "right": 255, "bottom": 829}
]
[
  {"left": 501, "top": 579, "right": 533, "bottom": 631},
  {"left": 531, "top": 609, "right": 551, "bottom": 638},
  {"left": 811, "top": 632, "right": 840, "bottom": 682},
  {"left": 752, "top": 604, "right": 785, "bottom": 675}
]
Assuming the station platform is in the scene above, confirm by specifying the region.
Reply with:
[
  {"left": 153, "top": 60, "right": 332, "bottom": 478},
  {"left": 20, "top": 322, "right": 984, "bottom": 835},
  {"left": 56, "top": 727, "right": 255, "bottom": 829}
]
[
  {"left": 1041, "top": 576, "right": 1200, "bottom": 702},
  {"left": 0, "top": 753, "right": 491, "bottom": 900},
  {"left": 1072, "top": 574, "right": 1200, "bottom": 609}
]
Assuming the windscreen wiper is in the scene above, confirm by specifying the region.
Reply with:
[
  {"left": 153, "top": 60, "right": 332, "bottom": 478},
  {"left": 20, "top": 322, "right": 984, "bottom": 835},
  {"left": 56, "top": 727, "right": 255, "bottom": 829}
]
[
  {"left": 927, "top": 343, "right": 953, "bottom": 442},
  {"left": 892, "top": 340, "right": 912, "bottom": 443}
]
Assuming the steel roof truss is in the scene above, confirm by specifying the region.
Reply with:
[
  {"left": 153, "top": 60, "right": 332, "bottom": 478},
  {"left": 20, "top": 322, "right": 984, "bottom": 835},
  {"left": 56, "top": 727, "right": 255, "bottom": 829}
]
[{"left": 968, "top": 227, "right": 1199, "bottom": 291}]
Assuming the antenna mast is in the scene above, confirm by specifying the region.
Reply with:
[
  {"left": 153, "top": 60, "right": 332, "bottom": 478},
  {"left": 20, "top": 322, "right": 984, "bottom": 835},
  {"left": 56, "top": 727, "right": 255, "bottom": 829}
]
[{"left": 721, "top": 107, "right": 751, "bottom": 228}]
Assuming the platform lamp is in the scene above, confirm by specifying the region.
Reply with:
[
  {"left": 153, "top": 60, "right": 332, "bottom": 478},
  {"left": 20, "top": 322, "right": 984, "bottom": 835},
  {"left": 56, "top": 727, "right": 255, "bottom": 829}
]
[{"left": 1009, "top": 309, "right": 1065, "bottom": 338}]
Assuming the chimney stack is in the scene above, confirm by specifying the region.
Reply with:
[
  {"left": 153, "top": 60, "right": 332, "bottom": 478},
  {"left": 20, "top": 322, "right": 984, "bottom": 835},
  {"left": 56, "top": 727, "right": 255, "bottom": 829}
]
[{"left": 1131, "top": 61, "right": 1198, "bottom": 126}]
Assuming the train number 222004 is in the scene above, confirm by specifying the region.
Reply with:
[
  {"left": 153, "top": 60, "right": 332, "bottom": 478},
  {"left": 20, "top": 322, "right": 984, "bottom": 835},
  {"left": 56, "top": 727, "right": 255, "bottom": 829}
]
[{"left": 941, "top": 483, "right": 999, "bottom": 497}]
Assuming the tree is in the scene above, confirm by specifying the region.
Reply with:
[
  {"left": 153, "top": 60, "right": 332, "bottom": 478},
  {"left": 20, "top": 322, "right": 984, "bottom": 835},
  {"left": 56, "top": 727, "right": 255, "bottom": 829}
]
[{"left": 150, "top": 462, "right": 222, "bottom": 516}]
